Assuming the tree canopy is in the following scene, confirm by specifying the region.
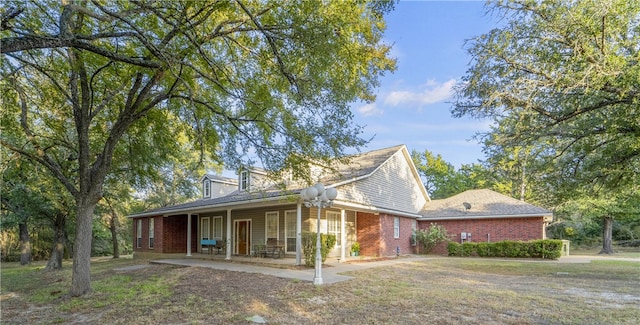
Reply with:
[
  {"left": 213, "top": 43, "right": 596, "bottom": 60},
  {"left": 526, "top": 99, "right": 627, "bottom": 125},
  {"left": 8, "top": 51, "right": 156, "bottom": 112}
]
[
  {"left": 1, "top": 0, "right": 396, "bottom": 296},
  {"left": 452, "top": 0, "right": 640, "bottom": 253},
  {"left": 453, "top": 0, "right": 639, "bottom": 191}
]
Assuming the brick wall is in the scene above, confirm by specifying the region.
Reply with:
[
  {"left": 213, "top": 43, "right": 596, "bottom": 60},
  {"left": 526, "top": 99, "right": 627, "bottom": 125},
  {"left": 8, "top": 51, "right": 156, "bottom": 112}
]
[
  {"left": 419, "top": 217, "right": 545, "bottom": 254},
  {"left": 133, "top": 214, "right": 198, "bottom": 254},
  {"left": 356, "top": 212, "right": 381, "bottom": 256},
  {"left": 379, "top": 214, "right": 415, "bottom": 257}
]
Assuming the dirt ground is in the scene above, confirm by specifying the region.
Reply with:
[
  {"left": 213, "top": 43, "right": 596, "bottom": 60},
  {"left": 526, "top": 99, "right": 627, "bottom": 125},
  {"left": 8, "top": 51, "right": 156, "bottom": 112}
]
[{"left": 2, "top": 258, "right": 639, "bottom": 324}]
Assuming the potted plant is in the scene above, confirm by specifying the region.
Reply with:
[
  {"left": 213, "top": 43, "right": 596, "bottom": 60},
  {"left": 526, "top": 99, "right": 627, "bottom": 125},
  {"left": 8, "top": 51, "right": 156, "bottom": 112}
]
[{"left": 350, "top": 242, "right": 360, "bottom": 256}]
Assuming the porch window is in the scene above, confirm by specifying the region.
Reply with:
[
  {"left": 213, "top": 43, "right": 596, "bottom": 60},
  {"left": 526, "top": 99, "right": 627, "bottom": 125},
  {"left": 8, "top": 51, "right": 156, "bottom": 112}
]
[
  {"left": 136, "top": 219, "right": 142, "bottom": 248},
  {"left": 149, "top": 218, "right": 155, "bottom": 249},
  {"left": 327, "top": 211, "right": 341, "bottom": 247},
  {"left": 240, "top": 170, "right": 249, "bottom": 191},
  {"left": 265, "top": 211, "right": 279, "bottom": 241},
  {"left": 285, "top": 210, "right": 297, "bottom": 252},
  {"left": 212, "top": 216, "right": 223, "bottom": 240},
  {"left": 394, "top": 217, "right": 400, "bottom": 239}
]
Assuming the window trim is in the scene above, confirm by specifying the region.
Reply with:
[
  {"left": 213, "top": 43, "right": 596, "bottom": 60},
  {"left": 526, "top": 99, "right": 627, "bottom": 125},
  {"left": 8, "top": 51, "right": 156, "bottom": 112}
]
[
  {"left": 136, "top": 219, "right": 142, "bottom": 248},
  {"left": 203, "top": 179, "right": 211, "bottom": 198},
  {"left": 212, "top": 216, "right": 223, "bottom": 240},
  {"left": 148, "top": 217, "right": 155, "bottom": 249},
  {"left": 393, "top": 217, "right": 400, "bottom": 239},
  {"left": 240, "top": 170, "right": 249, "bottom": 191},
  {"left": 327, "top": 211, "right": 341, "bottom": 247},
  {"left": 265, "top": 211, "right": 279, "bottom": 241}
]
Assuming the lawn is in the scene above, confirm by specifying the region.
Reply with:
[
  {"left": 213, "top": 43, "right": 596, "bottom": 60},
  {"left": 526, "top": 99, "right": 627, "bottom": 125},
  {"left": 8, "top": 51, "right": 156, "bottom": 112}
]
[{"left": 1, "top": 256, "right": 639, "bottom": 324}]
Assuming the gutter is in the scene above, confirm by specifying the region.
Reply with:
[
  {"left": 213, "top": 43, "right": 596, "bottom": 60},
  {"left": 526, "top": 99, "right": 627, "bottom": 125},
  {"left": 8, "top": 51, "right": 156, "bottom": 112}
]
[{"left": 418, "top": 212, "right": 553, "bottom": 221}]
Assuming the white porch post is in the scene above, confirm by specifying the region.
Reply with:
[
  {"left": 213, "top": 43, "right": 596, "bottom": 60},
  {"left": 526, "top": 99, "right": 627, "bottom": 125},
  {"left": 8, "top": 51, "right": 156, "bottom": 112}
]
[
  {"left": 340, "top": 209, "right": 346, "bottom": 262},
  {"left": 186, "top": 213, "right": 192, "bottom": 257},
  {"left": 226, "top": 209, "right": 232, "bottom": 260},
  {"left": 296, "top": 202, "right": 302, "bottom": 266}
]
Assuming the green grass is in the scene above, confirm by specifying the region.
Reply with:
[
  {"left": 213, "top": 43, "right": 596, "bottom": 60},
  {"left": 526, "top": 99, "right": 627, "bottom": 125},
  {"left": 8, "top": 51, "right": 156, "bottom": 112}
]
[{"left": 2, "top": 256, "right": 639, "bottom": 324}]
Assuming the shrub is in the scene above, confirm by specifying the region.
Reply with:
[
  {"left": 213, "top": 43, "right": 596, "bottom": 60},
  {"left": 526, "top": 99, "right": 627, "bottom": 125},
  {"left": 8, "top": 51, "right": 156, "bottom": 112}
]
[
  {"left": 447, "top": 239, "right": 562, "bottom": 259},
  {"left": 301, "top": 232, "right": 337, "bottom": 267},
  {"left": 415, "top": 223, "right": 449, "bottom": 254}
]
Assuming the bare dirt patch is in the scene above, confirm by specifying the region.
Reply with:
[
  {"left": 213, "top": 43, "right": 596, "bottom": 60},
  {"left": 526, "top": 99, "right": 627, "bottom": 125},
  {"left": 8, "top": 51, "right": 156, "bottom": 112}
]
[{"left": 2, "top": 258, "right": 639, "bottom": 324}]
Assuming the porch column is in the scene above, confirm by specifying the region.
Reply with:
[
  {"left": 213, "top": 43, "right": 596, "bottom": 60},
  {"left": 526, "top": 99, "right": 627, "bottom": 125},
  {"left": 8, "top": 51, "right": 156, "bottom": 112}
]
[
  {"left": 340, "top": 209, "right": 346, "bottom": 262},
  {"left": 225, "top": 209, "right": 232, "bottom": 260},
  {"left": 296, "top": 202, "right": 302, "bottom": 266},
  {"left": 186, "top": 213, "right": 192, "bottom": 257}
]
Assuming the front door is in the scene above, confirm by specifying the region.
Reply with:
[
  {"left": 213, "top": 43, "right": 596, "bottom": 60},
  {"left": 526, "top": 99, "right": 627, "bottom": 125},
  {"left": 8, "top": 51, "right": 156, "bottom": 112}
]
[{"left": 234, "top": 220, "right": 251, "bottom": 255}]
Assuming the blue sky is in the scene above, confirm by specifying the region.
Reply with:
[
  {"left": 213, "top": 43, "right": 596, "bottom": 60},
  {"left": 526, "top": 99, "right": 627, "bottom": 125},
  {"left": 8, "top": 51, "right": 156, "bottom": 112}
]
[{"left": 353, "top": 1, "right": 498, "bottom": 167}]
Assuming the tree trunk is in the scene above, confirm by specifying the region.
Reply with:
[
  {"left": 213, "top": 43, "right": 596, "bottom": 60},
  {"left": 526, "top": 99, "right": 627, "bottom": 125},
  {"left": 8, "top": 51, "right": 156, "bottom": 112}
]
[
  {"left": 109, "top": 210, "right": 120, "bottom": 259},
  {"left": 18, "top": 222, "right": 31, "bottom": 265},
  {"left": 70, "top": 202, "right": 96, "bottom": 296},
  {"left": 599, "top": 216, "right": 614, "bottom": 254},
  {"left": 44, "top": 214, "right": 67, "bottom": 271}
]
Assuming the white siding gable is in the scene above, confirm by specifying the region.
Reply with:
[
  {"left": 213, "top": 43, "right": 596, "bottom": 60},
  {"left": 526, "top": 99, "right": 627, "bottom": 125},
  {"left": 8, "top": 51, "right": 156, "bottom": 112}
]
[{"left": 337, "top": 148, "right": 428, "bottom": 213}]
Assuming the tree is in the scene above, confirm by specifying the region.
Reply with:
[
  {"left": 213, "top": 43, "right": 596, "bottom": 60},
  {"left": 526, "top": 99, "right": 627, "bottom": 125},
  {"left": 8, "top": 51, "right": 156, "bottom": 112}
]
[
  {"left": 452, "top": 0, "right": 640, "bottom": 253},
  {"left": 1, "top": 0, "right": 395, "bottom": 296}
]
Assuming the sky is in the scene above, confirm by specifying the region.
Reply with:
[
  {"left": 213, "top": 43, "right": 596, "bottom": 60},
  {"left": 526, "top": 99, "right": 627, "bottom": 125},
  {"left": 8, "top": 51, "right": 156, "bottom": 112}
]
[{"left": 352, "top": 0, "right": 498, "bottom": 167}]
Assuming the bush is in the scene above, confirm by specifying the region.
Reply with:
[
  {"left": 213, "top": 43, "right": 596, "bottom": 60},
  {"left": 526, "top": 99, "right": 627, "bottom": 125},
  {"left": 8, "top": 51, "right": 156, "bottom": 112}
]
[
  {"left": 301, "top": 232, "right": 337, "bottom": 267},
  {"left": 415, "top": 223, "right": 449, "bottom": 254},
  {"left": 447, "top": 239, "right": 562, "bottom": 259}
]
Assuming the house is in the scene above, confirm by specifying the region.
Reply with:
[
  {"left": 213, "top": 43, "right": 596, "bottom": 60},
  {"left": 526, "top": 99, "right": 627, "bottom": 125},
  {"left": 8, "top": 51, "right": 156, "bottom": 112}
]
[
  {"left": 418, "top": 189, "right": 553, "bottom": 254},
  {"left": 128, "top": 145, "right": 552, "bottom": 262}
]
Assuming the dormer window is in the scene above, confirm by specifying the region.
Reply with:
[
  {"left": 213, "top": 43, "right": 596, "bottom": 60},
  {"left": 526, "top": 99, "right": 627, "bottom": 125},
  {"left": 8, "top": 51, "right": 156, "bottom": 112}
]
[
  {"left": 203, "top": 179, "right": 211, "bottom": 198},
  {"left": 240, "top": 170, "right": 249, "bottom": 191}
]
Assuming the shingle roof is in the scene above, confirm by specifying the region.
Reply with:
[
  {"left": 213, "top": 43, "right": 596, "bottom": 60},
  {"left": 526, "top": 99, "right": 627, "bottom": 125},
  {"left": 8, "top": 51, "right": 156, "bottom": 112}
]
[
  {"left": 320, "top": 144, "right": 405, "bottom": 184},
  {"left": 420, "top": 189, "right": 551, "bottom": 219},
  {"left": 129, "top": 145, "right": 405, "bottom": 218}
]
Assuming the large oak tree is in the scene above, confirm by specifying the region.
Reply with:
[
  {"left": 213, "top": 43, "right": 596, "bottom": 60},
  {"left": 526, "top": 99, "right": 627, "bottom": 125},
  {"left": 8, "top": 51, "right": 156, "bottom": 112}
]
[
  {"left": 1, "top": 0, "right": 395, "bottom": 296},
  {"left": 452, "top": 0, "right": 639, "bottom": 254}
]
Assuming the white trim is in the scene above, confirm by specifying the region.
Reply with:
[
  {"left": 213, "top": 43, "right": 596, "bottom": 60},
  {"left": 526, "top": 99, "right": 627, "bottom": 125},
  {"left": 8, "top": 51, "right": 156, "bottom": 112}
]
[
  {"left": 148, "top": 217, "right": 155, "bottom": 249},
  {"left": 233, "top": 219, "right": 252, "bottom": 255},
  {"left": 393, "top": 216, "right": 400, "bottom": 239},
  {"left": 212, "top": 216, "right": 223, "bottom": 240},
  {"left": 284, "top": 210, "right": 297, "bottom": 253},
  {"left": 265, "top": 211, "right": 279, "bottom": 241}
]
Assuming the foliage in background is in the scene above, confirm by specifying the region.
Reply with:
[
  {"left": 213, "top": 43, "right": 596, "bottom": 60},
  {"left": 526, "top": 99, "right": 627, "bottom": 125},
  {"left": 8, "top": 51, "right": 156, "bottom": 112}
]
[
  {"left": 452, "top": 0, "right": 640, "bottom": 254},
  {"left": 415, "top": 223, "right": 450, "bottom": 254},
  {"left": 301, "top": 232, "right": 337, "bottom": 267}
]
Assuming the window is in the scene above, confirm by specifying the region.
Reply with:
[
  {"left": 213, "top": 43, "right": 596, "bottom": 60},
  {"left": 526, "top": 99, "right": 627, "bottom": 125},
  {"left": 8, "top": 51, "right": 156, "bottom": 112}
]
[
  {"left": 285, "top": 210, "right": 297, "bottom": 252},
  {"left": 213, "top": 216, "right": 223, "bottom": 239},
  {"left": 149, "top": 218, "right": 155, "bottom": 249},
  {"left": 201, "top": 217, "right": 210, "bottom": 241},
  {"left": 136, "top": 219, "right": 142, "bottom": 248},
  {"left": 265, "top": 211, "right": 279, "bottom": 241},
  {"left": 394, "top": 217, "right": 400, "bottom": 239},
  {"left": 240, "top": 170, "right": 249, "bottom": 191},
  {"left": 327, "top": 211, "right": 341, "bottom": 247},
  {"left": 203, "top": 179, "right": 210, "bottom": 198}
]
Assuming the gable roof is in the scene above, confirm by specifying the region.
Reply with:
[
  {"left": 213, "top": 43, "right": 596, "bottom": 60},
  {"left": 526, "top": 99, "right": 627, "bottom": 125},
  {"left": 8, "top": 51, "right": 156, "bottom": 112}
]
[
  {"left": 420, "top": 189, "right": 552, "bottom": 220},
  {"left": 128, "top": 144, "right": 423, "bottom": 218},
  {"left": 200, "top": 174, "right": 238, "bottom": 185}
]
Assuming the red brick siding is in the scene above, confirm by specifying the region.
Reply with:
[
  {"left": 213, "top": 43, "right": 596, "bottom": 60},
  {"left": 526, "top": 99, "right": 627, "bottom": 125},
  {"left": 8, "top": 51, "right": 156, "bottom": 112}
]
[
  {"left": 419, "top": 217, "right": 545, "bottom": 254},
  {"left": 379, "top": 214, "right": 416, "bottom": 257},
  {"left": 356, "top": 212, "right": 381, "bottom": 256},
  {"left": 133, "top": 215, "right": 198, "bottom": 254},
  {"left": 356, "top": 212, "right": 416, "bottom": 257}
]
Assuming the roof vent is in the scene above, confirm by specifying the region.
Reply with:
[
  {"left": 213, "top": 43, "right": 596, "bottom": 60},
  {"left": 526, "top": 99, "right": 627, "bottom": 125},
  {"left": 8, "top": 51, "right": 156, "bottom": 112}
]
[{"left": 463, "top": 202, "right": 472, "bottom": 210}]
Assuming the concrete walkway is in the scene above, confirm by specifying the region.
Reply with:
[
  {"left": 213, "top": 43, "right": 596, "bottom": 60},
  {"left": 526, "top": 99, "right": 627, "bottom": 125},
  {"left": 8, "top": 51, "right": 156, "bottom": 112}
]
[
  {"left": 151, "top": 256, "right": 430, "bottom": 284},
  {"left": 149, "top": 254, "right": 639, "bottom": 284}
]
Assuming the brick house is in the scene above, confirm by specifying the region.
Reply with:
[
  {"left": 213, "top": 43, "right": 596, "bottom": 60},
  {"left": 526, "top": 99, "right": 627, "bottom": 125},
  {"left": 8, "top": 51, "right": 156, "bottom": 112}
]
[
  {"left": 419, "top": 189, "right": 553, "bottom": 254},
  {"left": 129, "top": 145, "right": 552, "bottom": 262}
]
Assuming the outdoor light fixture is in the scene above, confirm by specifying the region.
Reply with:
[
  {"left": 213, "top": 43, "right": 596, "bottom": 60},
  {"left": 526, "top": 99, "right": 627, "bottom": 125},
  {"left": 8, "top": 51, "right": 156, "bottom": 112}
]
[{"left": 300, "top": 183, "right": 337, "bottom": 285}]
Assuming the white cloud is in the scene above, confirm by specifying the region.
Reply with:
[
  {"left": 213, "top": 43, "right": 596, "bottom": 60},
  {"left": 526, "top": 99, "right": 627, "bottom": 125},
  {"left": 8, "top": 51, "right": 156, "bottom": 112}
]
[
  {"left": 384, "top": 79, "right": 457, "bottom": 106},
  {"left": 357, "top": 103, "right": 384, "bottom": 116}
]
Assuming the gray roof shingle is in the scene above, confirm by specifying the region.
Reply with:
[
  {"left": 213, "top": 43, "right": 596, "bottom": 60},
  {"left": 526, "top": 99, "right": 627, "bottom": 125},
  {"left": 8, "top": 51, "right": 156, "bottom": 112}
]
[{"left": 420, "top": 189, "right": 551, "bottom": 219}]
